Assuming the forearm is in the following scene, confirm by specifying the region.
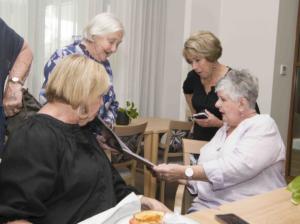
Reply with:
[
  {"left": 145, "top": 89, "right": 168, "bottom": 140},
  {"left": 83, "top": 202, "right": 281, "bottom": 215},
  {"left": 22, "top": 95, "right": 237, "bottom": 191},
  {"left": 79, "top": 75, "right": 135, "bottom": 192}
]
[
  {"left": 9, "top": 40, "right": 33, "bottom": 82},
  {"left": 185, "top": 165, "right": 208, "bottom": 181},
  {"left": 184, "top": 94, "right": 196, "bottom": 114},
  {"left": 7, "top": 220, "right": 32, "bottom": 224}
]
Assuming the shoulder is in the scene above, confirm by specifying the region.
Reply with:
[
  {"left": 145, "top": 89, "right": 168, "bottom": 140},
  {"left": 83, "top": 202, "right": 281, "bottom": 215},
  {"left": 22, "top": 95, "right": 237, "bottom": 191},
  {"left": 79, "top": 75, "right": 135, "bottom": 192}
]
[
  {"left": 44, "top": 42, "right": 83, "bottom": 73},
  {"left": 183, "top": 70, "right": 199, "bottom": 93},
  {"left": 240, "top": 114, "right": 279, "bottom": 134},
  {"left": 186, "top": 70, "right": 198, "bottom": 80}
]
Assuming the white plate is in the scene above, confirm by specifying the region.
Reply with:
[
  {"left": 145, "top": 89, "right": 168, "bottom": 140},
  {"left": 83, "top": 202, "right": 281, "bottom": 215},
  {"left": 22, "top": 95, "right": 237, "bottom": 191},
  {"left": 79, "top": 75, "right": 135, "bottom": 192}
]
[{"left": 115, "top": 213, "right": 200, "bottom": 224}]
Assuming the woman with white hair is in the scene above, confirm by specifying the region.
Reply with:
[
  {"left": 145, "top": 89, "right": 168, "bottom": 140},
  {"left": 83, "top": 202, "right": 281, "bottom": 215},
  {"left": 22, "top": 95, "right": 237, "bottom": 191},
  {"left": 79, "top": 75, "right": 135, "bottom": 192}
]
[
  {"left": 153, "top": 69, "right": 286, "bottom": 212},
  {"left": 40, "top": 12, "right": 123, "bottom": 126}
]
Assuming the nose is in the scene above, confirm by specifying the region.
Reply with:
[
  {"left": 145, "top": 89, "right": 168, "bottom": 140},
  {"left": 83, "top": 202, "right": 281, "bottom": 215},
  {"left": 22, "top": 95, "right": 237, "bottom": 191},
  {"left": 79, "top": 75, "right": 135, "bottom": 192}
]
[
  {"left": 111, "top": 43, "right": 118, "bottom": 53},
  {"left": 215, "top": 98, "right": 221, "bottom": 108}
]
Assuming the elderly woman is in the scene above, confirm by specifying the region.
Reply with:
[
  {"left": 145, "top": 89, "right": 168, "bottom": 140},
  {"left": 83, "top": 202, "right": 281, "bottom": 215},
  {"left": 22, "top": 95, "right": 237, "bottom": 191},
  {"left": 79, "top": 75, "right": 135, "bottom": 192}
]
[
  {"left": 0, "top": 55, "right": 169, "bottom": 224},
  {"left": 182, "top": 31, "right": 260, "bottom": 141},
  {"left": 154, "top": 69, "right": 286, "bottom": 212},
  {"left": 40, "top": 12, "right": 123, "bottom": 126}
]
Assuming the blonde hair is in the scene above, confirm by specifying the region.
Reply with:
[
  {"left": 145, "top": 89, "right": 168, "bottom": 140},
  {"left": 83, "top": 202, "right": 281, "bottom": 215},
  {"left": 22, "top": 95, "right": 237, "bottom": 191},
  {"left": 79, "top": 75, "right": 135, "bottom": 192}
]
[
  {"left": 46, "top": 54, "right": 109, "bottom": 111},
  {"left": 83, "top": 12, "right": 124, "bottom": 41},
  {"left": 183, "top": 31, "right": 222, "bottom": 63}
]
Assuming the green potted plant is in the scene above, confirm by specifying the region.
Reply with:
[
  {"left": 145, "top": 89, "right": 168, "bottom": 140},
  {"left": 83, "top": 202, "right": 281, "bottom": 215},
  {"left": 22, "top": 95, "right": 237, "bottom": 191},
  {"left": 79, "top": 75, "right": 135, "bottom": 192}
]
[
  {"left": 116, "top": 101, "right": 139, "bottom": 125},
  {"left": 287, "top": 176, "right": 300, "bottom": 205}
]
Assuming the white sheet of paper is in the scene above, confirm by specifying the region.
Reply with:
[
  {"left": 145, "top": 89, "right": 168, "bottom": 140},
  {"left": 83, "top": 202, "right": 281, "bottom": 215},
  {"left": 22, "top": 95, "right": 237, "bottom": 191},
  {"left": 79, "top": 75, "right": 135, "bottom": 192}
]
[{"left": 78, "top": 192, "right": 141, "bottom": 224}]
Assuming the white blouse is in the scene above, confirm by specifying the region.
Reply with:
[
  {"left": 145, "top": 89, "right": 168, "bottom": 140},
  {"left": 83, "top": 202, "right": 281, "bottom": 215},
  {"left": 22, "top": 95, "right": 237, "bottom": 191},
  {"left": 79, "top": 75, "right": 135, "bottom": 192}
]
[{"left": 188, "top": 114, "right": 286, "bottom": 212}]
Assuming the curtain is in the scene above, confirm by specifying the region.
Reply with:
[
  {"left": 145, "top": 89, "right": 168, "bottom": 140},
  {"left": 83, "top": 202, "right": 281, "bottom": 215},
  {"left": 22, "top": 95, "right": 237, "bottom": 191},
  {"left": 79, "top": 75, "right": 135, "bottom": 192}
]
[
  {"left": 109, "top": 0, "right": 167, "bottom": 116},
  {"left": 0, "top": 0, "right": 167, "bottom": 117}
]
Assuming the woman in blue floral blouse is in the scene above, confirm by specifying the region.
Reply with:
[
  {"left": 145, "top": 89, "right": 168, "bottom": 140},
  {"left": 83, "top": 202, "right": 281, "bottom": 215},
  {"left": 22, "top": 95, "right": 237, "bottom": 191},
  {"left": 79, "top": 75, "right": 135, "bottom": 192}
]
[{"left": 40, "top": 12, "right": 123, "bottom": 127}]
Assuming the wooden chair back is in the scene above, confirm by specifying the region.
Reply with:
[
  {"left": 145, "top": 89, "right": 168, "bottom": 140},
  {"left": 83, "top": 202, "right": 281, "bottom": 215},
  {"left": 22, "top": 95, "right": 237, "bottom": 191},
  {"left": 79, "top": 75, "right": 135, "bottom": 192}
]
[
  {"left": 113, "top": 122, "right": 147, "bottom": 186},
  {"left": 159, "top": 120, "right": 192, "bottom": 202},
  {"left": 174, "top": 139, "right": 208, "bottom": 214}
]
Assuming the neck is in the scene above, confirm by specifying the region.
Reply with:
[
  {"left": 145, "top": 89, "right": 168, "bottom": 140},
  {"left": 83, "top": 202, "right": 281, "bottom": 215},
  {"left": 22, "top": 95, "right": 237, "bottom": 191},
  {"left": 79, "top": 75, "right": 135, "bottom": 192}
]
[
  {"left": 202, "top": 62, "right": 226, "bottom": 84},
  {"left": 39, "top": 102, "right": 79, "bottom": 124},
  {"left": 226, "top": 109, "right": 257, "bottom": 137},
  {"left": 243, "top": 109, "right": 257, "bottom": 119},
  {"left": 82, "top": 40, "right": 99, "bottom": 61}
]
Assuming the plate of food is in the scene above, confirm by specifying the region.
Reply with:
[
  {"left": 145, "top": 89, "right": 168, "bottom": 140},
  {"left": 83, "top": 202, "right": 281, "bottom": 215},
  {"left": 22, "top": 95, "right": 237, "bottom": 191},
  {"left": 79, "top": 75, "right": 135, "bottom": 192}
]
[{"left": 116, "top": 210, "right": 199, "bottom": 224}]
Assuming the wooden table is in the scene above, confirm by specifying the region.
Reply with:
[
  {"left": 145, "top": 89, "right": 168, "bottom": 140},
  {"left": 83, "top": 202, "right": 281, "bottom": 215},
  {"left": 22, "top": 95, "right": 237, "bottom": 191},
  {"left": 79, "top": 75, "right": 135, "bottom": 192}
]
[
  {"left": 185, "top": 188, "right": 300, "bottom": 224},
  {"left": 130, "top": 117, "right": 171, "bottom": 197}
]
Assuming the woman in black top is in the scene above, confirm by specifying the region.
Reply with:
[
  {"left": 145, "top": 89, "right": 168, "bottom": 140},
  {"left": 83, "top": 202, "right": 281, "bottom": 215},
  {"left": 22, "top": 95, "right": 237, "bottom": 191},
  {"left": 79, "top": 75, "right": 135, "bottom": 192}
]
[
  {"left": 0, "top": 55, "right": 169, "bottom": 224},
  {"left": 182, "top": 31, "right": 230, "bottom": 141}
]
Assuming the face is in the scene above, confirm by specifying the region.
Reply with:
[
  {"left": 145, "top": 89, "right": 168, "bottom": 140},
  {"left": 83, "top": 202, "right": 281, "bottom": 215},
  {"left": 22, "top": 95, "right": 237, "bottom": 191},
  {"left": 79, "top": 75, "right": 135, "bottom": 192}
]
[
  {"left": 93, "top": 30, "right": 123, "bottom": 61},
  {"left": 188, "top": 57, "right": 214, "bottom": 79},
  {"left": 215, "top": 90, "right": 242, "bottom": 128},
  {"left": 78, "top": 95, "right": 103, "bottom": 126}
]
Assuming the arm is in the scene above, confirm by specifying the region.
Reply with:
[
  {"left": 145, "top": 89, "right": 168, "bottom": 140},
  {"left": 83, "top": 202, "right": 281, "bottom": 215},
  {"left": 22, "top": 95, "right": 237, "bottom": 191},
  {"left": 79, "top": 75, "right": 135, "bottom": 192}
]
[
  {"left": 110, "top": 163, "right": 139, "bottom": 202},
  {"left": 152, "top": 163, "right": 208, "bottom": 183},
  {"left": 7, "top": 220, "right": 32, "bottom": 224},
  {"left": 202, "top": 117, "right": 285, "bottom": 190},
  {"left": 99, "top": 85, "right": 119, "bottom": 126},
  {"left": 154, "top": 117, "right": 285, "bottom": 190},
  {"left": 184, "top": 94, "right": 196, "bottom": 115},
  {"left": 3, "top": 41, "right": 33, "bottom": 117}
]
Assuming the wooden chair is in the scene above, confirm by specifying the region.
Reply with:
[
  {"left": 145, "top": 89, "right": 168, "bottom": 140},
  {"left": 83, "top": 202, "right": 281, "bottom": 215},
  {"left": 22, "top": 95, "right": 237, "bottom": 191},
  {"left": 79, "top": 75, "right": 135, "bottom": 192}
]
[
  {"left": 173, "top": 139, "right": 208, "bottom": 214},
  {"left": 112, "top": 122, "right": 147, "bottom": 187},
  {"left": 158, "top": 120, "right": 193, "bottom": 203}
]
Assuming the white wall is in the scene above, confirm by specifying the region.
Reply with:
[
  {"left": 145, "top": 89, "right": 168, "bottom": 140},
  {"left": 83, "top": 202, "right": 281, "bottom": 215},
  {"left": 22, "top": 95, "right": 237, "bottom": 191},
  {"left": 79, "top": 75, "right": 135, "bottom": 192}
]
[
  {"left": 159, "top": 0, "right": 186, "bottom": 119},
  {"left": 271, "top": 0, "right": 298, "bottom": 143}
]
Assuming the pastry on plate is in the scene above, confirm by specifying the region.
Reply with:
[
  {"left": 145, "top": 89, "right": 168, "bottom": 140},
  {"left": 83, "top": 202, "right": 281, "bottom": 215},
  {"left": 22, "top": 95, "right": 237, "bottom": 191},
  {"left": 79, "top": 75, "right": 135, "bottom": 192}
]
[{"left": 129, "top": 210, "right": 164, "bottom": 224}]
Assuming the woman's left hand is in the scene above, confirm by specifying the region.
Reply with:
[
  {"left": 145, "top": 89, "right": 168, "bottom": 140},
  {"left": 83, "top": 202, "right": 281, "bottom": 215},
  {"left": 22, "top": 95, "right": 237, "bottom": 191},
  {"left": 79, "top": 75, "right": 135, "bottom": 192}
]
[
  {"left": 152, "top": 164, "right": 185, "bottom": 182},
  {"left": 194, "top": 109, "right": 222, "bottom": 128},
  {"left": 140, "top": 196, "right": 171, "bottom": 213}
]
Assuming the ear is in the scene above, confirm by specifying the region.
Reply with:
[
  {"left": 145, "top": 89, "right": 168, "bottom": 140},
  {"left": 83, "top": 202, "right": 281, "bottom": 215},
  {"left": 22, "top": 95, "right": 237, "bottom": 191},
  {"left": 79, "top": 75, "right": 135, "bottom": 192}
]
[
  {"left": 77, "top": 105, "right": 89, "bottom": 120},
  {"left": 238, "top": 97, "right": 249, "bottom": 112}
]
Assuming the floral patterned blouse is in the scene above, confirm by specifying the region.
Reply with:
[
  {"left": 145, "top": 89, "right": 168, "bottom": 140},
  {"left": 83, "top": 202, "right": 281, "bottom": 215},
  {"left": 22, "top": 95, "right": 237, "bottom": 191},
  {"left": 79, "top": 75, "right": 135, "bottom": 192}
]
[{"left": 39, "top": 40, "right": 119, "bottom": 126}]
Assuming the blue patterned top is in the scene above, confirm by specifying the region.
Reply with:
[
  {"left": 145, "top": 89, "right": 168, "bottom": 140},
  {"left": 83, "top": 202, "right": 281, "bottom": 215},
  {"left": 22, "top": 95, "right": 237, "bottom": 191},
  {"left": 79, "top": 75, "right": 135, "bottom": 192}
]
[{"left": 40, "top": 40, "right": 119, "bottom": 126}]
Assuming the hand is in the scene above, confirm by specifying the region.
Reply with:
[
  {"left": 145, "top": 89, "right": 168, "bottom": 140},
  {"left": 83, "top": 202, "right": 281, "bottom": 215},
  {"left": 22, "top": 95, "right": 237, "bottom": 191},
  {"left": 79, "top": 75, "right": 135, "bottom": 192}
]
[
  {"left": 152, "top": 164, "right": 185, "bottom": 182},
  {"left": 7, "top": 220, "right": 32, "bottom": 224},
  {"left": 3, "top": 82, "right": 23, "bottom": 117},
  {"left": 96, "top": 134, "right": 120, "bottom": 154},
  {"left": 194, "top": 109, "right": 222, "bottom": 128},
  {"left": 140, "top": 196, "right": 171, "bottom": 213}
]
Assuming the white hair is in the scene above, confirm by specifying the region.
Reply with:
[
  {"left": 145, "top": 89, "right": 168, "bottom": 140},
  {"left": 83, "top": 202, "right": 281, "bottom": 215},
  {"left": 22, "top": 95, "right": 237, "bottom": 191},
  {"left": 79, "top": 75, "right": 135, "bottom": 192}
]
[
  {"left": 82, "top": 12, "right": 124, "bottom": 41},
  {"left": 215, "top": 69, "right": 259, "bottom": 109}
]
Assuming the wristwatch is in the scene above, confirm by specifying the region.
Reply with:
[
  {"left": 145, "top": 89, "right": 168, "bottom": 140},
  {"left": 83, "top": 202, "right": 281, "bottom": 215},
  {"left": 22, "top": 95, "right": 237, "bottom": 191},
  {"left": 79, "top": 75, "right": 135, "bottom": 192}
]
[
  {"left": 184, "top": 166, "right": 194, "bottom": 180},
  {"left": 8, "top": 76, "right": 24, "bottom": 86}
]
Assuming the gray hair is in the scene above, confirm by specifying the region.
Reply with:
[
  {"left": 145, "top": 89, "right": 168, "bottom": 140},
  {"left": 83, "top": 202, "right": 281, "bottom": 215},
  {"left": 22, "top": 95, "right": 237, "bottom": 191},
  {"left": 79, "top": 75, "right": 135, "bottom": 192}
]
[
  {"left": 82, "top": 12, "right": 124, "bottom": 41},
  {"left": 215, "top": 69, "right": 259, "bottom": 109}
]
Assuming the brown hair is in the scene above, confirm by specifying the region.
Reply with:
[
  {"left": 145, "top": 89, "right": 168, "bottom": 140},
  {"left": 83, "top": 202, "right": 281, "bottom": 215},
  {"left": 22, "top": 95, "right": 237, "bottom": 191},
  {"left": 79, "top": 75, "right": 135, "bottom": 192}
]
[{"left": 183, "top": 31, "right": 222, "bottom": 63}]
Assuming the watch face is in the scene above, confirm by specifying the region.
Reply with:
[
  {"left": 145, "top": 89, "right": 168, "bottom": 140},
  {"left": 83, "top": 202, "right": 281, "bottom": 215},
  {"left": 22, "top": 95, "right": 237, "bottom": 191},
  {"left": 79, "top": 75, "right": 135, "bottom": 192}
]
[{"left": 185, "top": 167, "right": 193, "bottom": 178}]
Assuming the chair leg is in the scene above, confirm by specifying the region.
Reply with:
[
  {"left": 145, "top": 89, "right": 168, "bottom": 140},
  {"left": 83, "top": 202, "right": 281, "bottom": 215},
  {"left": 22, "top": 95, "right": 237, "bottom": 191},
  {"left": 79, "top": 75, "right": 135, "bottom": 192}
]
[{"left": 160, "top": 180, "right": 165, "bottom": 203}]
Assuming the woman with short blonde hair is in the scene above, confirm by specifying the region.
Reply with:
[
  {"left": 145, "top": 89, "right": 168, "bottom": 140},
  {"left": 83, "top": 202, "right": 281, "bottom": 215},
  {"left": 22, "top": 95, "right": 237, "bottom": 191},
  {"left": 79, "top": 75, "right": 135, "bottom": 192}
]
[
  {"left": 183, "top": 31, "right": 222, "bottom": 62},
  {"left": 0, "top": 55, "right": 169, "bottom": 223},
  {"left": 46, "top": 54, "right": 109, "bottom": 111}
]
